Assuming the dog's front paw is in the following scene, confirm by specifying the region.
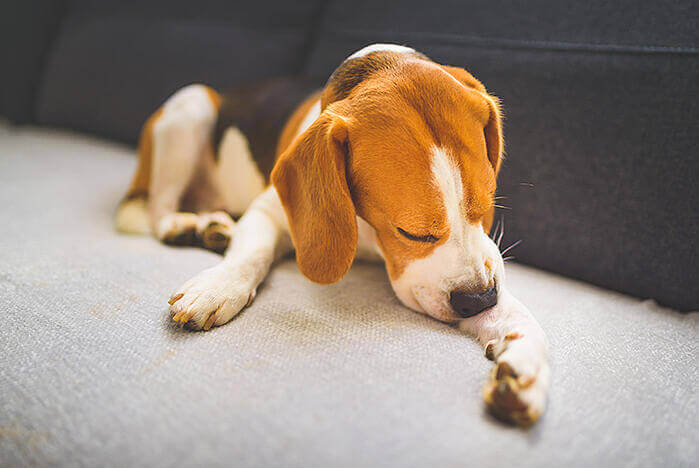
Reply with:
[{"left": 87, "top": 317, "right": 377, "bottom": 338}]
[
  {"left": 168, "top": 265, "right": 256, "bottom": 330},
  {"left": 483, "top": 333, "right": 550, "bottom": 427}
]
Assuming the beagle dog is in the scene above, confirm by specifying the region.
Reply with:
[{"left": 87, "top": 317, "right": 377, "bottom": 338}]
[{"left": 116, "top": 44, "right": 550, "bottom": 426}]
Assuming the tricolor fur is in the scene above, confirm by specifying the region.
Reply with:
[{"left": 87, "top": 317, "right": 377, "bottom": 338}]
[{"left": 116, "top": 44, "right": 549, "bottom": 426}]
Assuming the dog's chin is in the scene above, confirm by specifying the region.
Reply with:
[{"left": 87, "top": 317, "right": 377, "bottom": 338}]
[
  {"left": 417, "top": 303, "right": 462, "bottom": 324},
  {"left": 391, "top": 282, "right": 460, "bottom": 324}
]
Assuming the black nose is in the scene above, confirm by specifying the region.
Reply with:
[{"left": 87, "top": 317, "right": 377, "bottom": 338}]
[{"left": 449, "top": 286, "right": 498, "bottom": 318}]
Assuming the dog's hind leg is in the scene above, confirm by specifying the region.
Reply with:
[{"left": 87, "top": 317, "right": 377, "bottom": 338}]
[
  {"left": 115, "top": 108, "right": 162, "bottom": 235},
  {"left": 147, "top": 85, "right": 222, "bottom": 246}
]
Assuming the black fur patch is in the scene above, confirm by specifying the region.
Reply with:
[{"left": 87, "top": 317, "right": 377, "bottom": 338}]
[
  {"left": 322, "top": 49, "right": 429, "bottom": 107},
  {"left": 213, "top": 77, "right": 321, "bottom": 179}
]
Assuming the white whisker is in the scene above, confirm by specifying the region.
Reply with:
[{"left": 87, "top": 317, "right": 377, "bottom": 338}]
[
  {"left": 501, "top": 239, "right": 521, "bottom": 256},
  {"left": 497, "top": 216, "right": 505, "bottom": 248},
  {"left": 491, "top": 218, "right": 501, "bottom": 242}
]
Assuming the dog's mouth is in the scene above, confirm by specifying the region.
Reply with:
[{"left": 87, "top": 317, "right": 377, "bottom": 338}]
[{"left": 411, "top": 286, "right": 461, "bottom": 323}]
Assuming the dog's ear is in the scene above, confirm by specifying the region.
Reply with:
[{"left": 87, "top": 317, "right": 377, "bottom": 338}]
[
  {"left": 271, "top": 107, "right": 357, "bottom": 284},
  {"left": 481, "top": 93, "right": 503, "bottom": 174},
  {"left": 441, "top": 65, "right": 504, "bottom": 173},
  {"left": 440, "top": 65, "right": 487, "bottom": 93}
]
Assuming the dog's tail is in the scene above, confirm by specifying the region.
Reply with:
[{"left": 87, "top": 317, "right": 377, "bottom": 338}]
[{"left": 114, "top": 109, "right": 162, "bottom": 235}]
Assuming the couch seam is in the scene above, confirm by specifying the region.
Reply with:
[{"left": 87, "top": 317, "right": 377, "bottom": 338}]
[{"left": 322, "top": 28, "right": 699, "bottom": 56}]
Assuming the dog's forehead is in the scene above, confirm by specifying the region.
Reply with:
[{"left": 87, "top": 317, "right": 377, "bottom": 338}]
[
  {"left": 350, "top": 134, "right": 444, "bottom": 222},
  {"left": 330, "top": 45, "right": 496, "bottom": 224},
  {"left": 348, "top": 104, "right": 495, "bottom": 223},
  {"left": 351, "top": 148, "right": 492, "bottom": 230}
]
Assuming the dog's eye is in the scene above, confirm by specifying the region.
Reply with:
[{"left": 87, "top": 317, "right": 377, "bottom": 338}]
[{"left": 397, "top": 227, "right": 439, "bottom": 243}]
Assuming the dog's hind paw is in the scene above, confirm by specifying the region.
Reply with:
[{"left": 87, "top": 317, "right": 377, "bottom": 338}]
[
  {"left": 196, "top": 211, "right": 235, "bottom": 254},
  {"left": 157, "top": 212, "right": 200, "bottom": 246},
  {"left": 156, "top": 211, "right": 235, "bottom": 253},
  {"left": 168, "top": 264, "right": 256, "bottom": 330}
]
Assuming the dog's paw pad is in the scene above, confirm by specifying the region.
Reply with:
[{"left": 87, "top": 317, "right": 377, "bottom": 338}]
[
  {"left": 196, "top": 212, "right": 235, "bottom": 254},
  {"left": 484, "top": 372, "right": 541, "bottom": 426},
  {"left": 158, "top": 213, "right": 200, "bottom": 246},
  {"left": 483, "top": 337, "right": 547, "bottom": 427},
  {"left": 484, "top": 376, "right": 537, "bottom": 425}
]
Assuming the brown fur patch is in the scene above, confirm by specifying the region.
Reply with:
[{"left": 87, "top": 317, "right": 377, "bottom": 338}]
[
  {"left": 123, "top": 107, "right": 162, "bottom": 202},
  {"left": 272, "top": 101, "right": 358, "bottom": 284}
]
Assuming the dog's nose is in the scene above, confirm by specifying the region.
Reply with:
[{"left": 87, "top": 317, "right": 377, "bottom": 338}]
[{"left": 449, "top": 286, "right": 498, "bottom": 318}]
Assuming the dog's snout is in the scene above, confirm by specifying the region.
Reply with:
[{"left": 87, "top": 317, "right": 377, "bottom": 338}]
[{"left": 449, "top": 286, "right": 498, "bottom": 318}]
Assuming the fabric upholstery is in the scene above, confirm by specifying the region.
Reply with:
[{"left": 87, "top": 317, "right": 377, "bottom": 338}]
[
  {"left": 0, "top": 0, "right": 64, "bottom": 123},
  {"left": 1, "top": 125, "right": 696, "bottom": 467},
  {"left": 308, "top": 0, "right": 697, "bottom": 50},
  {"left": 7, "top": 0, "right": 698, "bottom": 309},
  {"left": 36, "top": 0, "right": 325, "bottom": 143},
  {"left": 305, "top": 1, "right": 699, "bottom": 310}
]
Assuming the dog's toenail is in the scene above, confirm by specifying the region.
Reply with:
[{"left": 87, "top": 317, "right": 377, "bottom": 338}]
[
  {"left": 518, "top": 375, "right": 535, "bottom": 388},
  {"left": 169, "top": 293, "right": 184, "bottom": 305},
  {"left": 203, "top": 313, "right": 216, "bottom": 330}
]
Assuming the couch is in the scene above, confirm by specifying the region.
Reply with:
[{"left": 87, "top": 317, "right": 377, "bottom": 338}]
[{"left": 1, "top": 1, "right": 697, "bottom": 466}]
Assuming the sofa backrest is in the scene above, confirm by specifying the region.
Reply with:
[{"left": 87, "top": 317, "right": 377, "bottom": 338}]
[
  {"left": 3, "top": 0, "right": 698, "bottom": 310},
  {"left": 32, "top": 0, "right": 325, "bottom": 143},
  {"left": 0, "top": 0, "right": 64, "bottom": 124},
  {"left": 305, "top": 1, "right": 699, "bottom": 311}
]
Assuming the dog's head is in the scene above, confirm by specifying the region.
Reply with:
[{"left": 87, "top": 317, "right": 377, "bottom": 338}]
[{"left": 272, "top": 45, "right": 505, "bottom": 323}]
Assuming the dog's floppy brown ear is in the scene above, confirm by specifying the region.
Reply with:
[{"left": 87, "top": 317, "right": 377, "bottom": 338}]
[
  {"left": 271, "top": 107, "right": 357, "bottom": 284},
  {"left": 441, "top": 65, "right": 503, "bottom": 173},
  {"left": 482, "top": 94, "right": 503, "bottom": 174},
  {"left": 441, "top": 65, "right": 487, "bottom": 94}
]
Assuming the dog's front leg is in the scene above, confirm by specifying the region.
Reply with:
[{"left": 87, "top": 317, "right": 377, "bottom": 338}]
[
  {"left": 169, "top": 187, "right": 291, "bottom": 330},
  {"left": 459, "top": 289, "right": 550, "bottom": 426}
]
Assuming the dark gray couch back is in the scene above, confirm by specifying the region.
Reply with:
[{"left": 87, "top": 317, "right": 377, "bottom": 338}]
[
  {"left": 33, "top": 0, "right": 325, "bottom": 142},
  {"left": 3, "top": 0, "right": 698, "bottom": 310},
  {"left": 306, "top": 1, "right": 699, "bottom": 311}
]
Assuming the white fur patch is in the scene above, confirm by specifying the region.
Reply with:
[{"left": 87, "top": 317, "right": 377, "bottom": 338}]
[
  {"left": 168, "top": 186, "right": 289, "bottom": 330},
  {"left": 356, "top": 217, "right": 383, "bottom": 261},
  {"left": 215, "top": 127, "right": 266, "bottom": 215},
  {"left": 115, "top": 197, "right": 150, "bottom": 234},
  {"left": 149, "top": 84, "right": 218, "bottom": 223},
  {"left": 459, "top": 288, "right": 550, "bottom": 423},
  {"left": 431, "top": 146, "right": 464, "bottom": 229},
  {"left": 347, "top": 43, "right": 415, "bottom": 61},
  {"left": 388, "top": 147, "right": 504, "bottom": 322},
  {"left": 295, "top": 99, "right": 321, "bottom": 139}
]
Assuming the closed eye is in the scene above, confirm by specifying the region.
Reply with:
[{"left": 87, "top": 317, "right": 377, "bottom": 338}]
[{"left": 397, "top": 227, "right": 439, "bottom": 243}]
